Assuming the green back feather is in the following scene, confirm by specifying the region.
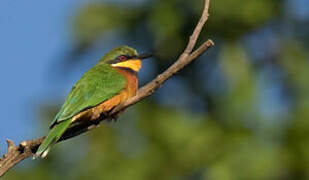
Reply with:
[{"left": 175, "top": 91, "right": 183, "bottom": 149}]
[{"left": 50, "top": 63, "right": 125, "bottom": 126}]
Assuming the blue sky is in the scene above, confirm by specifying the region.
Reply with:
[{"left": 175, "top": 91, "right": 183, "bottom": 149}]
[{"left": 0, "top": 0, "right": 85, "bottom": 149}]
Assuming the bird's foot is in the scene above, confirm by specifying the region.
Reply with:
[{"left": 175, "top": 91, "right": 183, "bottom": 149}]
[{"left": 109, "top": 109, "right": 125, "bottom": 122}]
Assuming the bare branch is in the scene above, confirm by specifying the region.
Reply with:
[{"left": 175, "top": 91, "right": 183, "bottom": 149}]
[
  {"left": 184, "top": 0, "right": 210, "bottom": 54},
  {"left": 0, "top": 0, "right": 213, "bottom": 177}
]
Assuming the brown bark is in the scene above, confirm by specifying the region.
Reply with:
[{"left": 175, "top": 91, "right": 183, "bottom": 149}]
[{"left": 0, "top": 0, "right": 213, "bottom": 177}]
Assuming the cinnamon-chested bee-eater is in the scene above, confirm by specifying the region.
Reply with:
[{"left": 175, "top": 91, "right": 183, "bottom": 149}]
[{"left": 35, "top": 46, "right": 151, "bottom": 158}]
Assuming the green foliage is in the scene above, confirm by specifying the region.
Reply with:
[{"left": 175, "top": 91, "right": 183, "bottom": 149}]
[
  {"left": 205, "top": 0, "right": 281, "bottom": 39},
  {"left": 72, "top": 4, "right": 142, "bottom": 46}
]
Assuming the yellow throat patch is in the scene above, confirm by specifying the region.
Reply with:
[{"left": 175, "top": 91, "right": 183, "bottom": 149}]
[{"left": 111, "top": 59, "right": 142, "bottom": 72}]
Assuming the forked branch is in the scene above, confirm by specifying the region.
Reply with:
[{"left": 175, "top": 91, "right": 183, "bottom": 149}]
[{"left": 0, "top": 0, "right": 213, "bottom": 177}]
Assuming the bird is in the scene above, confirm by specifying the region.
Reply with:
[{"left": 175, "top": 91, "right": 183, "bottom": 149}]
[{"left": 35, "top": 45, "right": 151, "bottom": 158}]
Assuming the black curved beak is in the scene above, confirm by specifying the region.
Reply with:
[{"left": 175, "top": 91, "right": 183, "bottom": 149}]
[{"left": 136, "top": 53, "right": 153, "bottom": 60}]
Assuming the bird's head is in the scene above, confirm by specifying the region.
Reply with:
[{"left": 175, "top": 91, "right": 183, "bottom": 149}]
[{"left": 102, "top": 46, "right": 152, "bottom": 73}]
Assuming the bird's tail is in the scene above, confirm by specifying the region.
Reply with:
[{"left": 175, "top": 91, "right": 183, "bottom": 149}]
[{"left": 35, "top": 119, "right": 71, "bottom": 158}]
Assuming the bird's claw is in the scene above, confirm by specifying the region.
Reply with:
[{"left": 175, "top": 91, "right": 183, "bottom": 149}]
[
  {"left": 109, "top": 109, "right": 125, "bottom": 122},
  {"left": 110, "top": 113, "right": 120, "bottom": 122}
]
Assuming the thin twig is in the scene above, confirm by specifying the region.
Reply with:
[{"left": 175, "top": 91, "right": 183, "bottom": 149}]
[
  {"left": 0, "top": 0, "right": 213, "bottom": 177},
  {"left": 184, "top": 0, "right": 210, "bottom": 54}
]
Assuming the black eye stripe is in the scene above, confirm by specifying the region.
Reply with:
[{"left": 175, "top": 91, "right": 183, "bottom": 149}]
[
  {"left": 106, "top": 55, "right": 133, "bottom": 64},
  {"left": 118, "top": 55, "right": 131, "bottom": 61}
]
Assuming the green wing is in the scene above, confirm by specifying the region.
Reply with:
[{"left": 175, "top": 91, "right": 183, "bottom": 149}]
[{"left": 50, "top": 62, "right": 126, "bottom": 127}]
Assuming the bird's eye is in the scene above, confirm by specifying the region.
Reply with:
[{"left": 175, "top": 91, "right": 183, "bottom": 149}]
[{"left": 118, "top": 55, "right": 128, "bottom": 61}]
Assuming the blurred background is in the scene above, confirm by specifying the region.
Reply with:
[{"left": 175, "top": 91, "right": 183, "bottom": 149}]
[{"left": 1, "top": 0, "right": 309, "bottom": 179}]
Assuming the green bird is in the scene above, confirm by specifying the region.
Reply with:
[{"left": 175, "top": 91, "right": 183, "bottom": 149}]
[{"left": 35, "top": 46, "right": 151, "bottom": 158}]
